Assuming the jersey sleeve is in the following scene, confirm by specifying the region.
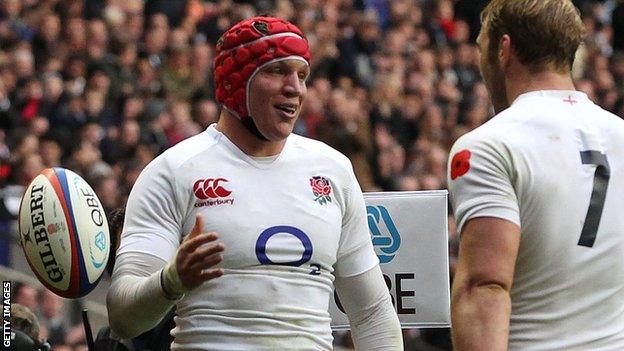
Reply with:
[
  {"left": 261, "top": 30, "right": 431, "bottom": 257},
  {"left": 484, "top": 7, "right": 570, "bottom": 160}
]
[
  {"left": 117, "top": 155, "right": 185, "bottom": 262},
  {"left": 334, "top": 161, "right": 379, "bottom": 278},
  {"left": 447, "top": 132, "right": 520, "bottom": 234}
]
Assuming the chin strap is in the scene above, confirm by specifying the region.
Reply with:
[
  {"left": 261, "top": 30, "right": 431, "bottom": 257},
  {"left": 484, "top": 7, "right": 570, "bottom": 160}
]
[{"left": 242, "top": 116, "right": 269, "bottom": 141}]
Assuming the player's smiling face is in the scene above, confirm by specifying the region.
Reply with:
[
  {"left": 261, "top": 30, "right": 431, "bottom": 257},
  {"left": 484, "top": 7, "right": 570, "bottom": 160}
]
[{"left": 247, "top": 59, "right": 309, "bottom": 141}]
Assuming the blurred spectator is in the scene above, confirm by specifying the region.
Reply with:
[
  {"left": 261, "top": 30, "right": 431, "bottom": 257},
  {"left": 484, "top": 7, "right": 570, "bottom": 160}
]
[
  {"left": 613, "top": 0, "right": 624, "bottom": 53},
  {"left": 10, "top": 303, "right": 39, "bottom": 339},
  {"left": 8, "top": 303, "right": 51, "bottom": 351},
  {"left": 37, "top": 289, "right": 70, "bottom": 346},
  {"left": 39, "top": 134, "right": 62, "bottom": 167},
  {"left": 12, "top": 282, "right": 38, "bottom": 311},
  {"left": 454, "top": 0, "right": 489, "bottom": 42},
  {"left": 317, "top": 84, "right": 376, "bottom": 190},
  {"left": 93, "top": 174, "right": 121, "bottom": 215}
]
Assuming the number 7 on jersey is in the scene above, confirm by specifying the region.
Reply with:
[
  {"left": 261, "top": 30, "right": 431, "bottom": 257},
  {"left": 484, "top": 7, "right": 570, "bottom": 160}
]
[{"left": 578, "top": 150, "right": 610, "bottom": 247}]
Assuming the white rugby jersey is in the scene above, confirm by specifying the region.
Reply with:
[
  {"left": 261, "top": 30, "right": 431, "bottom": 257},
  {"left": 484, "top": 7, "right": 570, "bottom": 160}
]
[
  {"left": 117, "top": 124, "right": 378, "bottom": 350},
  {"left": 448, "top": 91, "right": 624, "bottom": 350}
]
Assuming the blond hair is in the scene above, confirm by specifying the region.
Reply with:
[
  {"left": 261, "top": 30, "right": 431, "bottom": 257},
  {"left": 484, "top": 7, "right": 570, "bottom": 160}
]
[
  {"left": 10, "top": 303, "right": 40, "bottom": 341},
  {"left": 481, "top": 0, "right": 585, "bottom": 72}
]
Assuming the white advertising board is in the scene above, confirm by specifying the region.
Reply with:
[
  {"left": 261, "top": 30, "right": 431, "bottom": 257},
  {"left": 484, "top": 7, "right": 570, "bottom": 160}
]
[{"left": 330, "top": 190, "right": 450, "bottom": 329}]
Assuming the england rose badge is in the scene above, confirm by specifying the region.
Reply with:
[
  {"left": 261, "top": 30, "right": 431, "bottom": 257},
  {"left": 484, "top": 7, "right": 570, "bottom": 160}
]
[{"left": 310, "top": 176, "right": 332, "bottom": 205}]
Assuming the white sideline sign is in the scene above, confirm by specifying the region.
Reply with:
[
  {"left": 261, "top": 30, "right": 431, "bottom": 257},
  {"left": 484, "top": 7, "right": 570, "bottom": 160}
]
[{"left": 330, "top": 190, "right": 451, "bottom": 330}]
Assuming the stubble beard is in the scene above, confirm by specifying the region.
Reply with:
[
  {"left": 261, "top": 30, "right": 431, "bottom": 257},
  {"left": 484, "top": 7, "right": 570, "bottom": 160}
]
[{"left": 485, "top": 67, "right": 509, "bottom": 114}]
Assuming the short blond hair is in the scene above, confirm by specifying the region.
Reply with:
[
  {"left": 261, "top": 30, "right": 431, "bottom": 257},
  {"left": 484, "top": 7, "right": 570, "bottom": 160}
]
[
  {"left": 10, "top": 303, "right": 40, "bottom": 341},
  {"left": 481, "top": 0, "right": 585, "bottom": 72}
]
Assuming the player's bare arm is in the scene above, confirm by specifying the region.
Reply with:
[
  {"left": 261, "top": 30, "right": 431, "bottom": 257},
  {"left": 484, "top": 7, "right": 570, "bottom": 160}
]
[{"left": 452, "top": 217, "right": 520, "bottom": 351}]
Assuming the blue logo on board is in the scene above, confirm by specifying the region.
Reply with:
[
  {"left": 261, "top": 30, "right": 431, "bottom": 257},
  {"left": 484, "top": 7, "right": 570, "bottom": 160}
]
[{"left": 367, "top": 206, "right": 401, "bottom": 263}]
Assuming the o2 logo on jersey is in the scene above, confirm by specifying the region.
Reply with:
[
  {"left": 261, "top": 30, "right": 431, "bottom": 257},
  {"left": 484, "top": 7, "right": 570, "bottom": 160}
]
[
  {"left": 193, "top": 178, "right": 232, "bottom": 199},
  {"left": 367, "top": 206, "right": 401, "bottom": 263},
  {"left": 255, "top": 225, "right": 313, "bottom": 267}
]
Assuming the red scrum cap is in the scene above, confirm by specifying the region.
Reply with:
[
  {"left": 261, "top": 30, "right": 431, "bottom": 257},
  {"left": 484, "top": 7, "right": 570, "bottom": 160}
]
[{"left": 214, "top": 16, "right": 311, "bottom": 119}]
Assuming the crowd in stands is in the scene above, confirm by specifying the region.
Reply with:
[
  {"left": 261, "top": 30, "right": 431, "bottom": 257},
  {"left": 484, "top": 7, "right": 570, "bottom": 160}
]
[
  {"left": 1, "top": 0, "right": 623, "bottom": 350},
  {"left": 11, "top": 282, "right": 88, "bottom": 350}
]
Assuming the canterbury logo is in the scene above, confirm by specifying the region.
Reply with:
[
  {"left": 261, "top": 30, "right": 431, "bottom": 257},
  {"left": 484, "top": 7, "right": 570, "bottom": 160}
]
[{"left": 193, "top": 178, "right": 232, "bottom": 199}]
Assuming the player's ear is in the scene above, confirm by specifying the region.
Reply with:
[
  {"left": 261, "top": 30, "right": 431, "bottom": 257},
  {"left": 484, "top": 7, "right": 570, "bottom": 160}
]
[{"left": 499, "top": 34, "right": 512, "bottom": 69}]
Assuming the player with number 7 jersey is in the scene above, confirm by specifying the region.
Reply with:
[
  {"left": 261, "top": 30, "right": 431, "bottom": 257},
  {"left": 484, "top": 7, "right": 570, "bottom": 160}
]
[
  {"left": 448, "top": 90, "right": 624, "bottom": 348},
  {"left": 448, "top": 1, "right": 624, "bottom": 349}
]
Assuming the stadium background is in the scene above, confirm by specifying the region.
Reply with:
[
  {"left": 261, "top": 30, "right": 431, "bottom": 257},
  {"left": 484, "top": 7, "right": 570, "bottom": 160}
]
[{"left": 0, "top": 0, "right": 622, "bottom": 350}]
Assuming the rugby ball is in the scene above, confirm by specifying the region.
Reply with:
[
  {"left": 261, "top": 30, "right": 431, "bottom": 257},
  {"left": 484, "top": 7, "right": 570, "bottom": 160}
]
[{"left": 18, "top": 168, "right": 110, "bottom": 298}]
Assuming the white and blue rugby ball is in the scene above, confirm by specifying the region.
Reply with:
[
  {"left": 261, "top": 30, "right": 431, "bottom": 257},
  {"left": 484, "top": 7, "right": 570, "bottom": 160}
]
[{"left": 18, "top": 168, "right": 110, "bottom": 298}]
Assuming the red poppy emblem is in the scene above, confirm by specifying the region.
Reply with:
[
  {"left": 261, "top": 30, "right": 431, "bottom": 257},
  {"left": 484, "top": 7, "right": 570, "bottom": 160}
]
[
  {"left": 450, "top": 149, "right": 471, "bottom": 180},
  {"left": 310, "top": 176, "right": 332, "bottom": 205}
]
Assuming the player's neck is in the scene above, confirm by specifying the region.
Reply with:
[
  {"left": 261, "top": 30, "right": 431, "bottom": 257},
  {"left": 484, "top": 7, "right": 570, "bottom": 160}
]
[
  {"left": 505, "top": 69, "right": 576, "bottom": 105},
  {"left": 216, "top": 111, "right": 286, "bottom": 157}
]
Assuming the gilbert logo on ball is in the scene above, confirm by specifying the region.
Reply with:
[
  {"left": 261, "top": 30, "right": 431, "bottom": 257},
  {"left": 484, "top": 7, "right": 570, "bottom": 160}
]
[{"left": 18, "top": 168, "right": 110, "bottom": 298}]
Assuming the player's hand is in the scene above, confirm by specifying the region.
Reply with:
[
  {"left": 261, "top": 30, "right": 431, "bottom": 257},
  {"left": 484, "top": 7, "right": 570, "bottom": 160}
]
[
  {"left": 162, "top": 215, "right": 225, "bottom": 298},
  {"left": 176, "top": 215, "right": 225, "bottom": 288}
]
